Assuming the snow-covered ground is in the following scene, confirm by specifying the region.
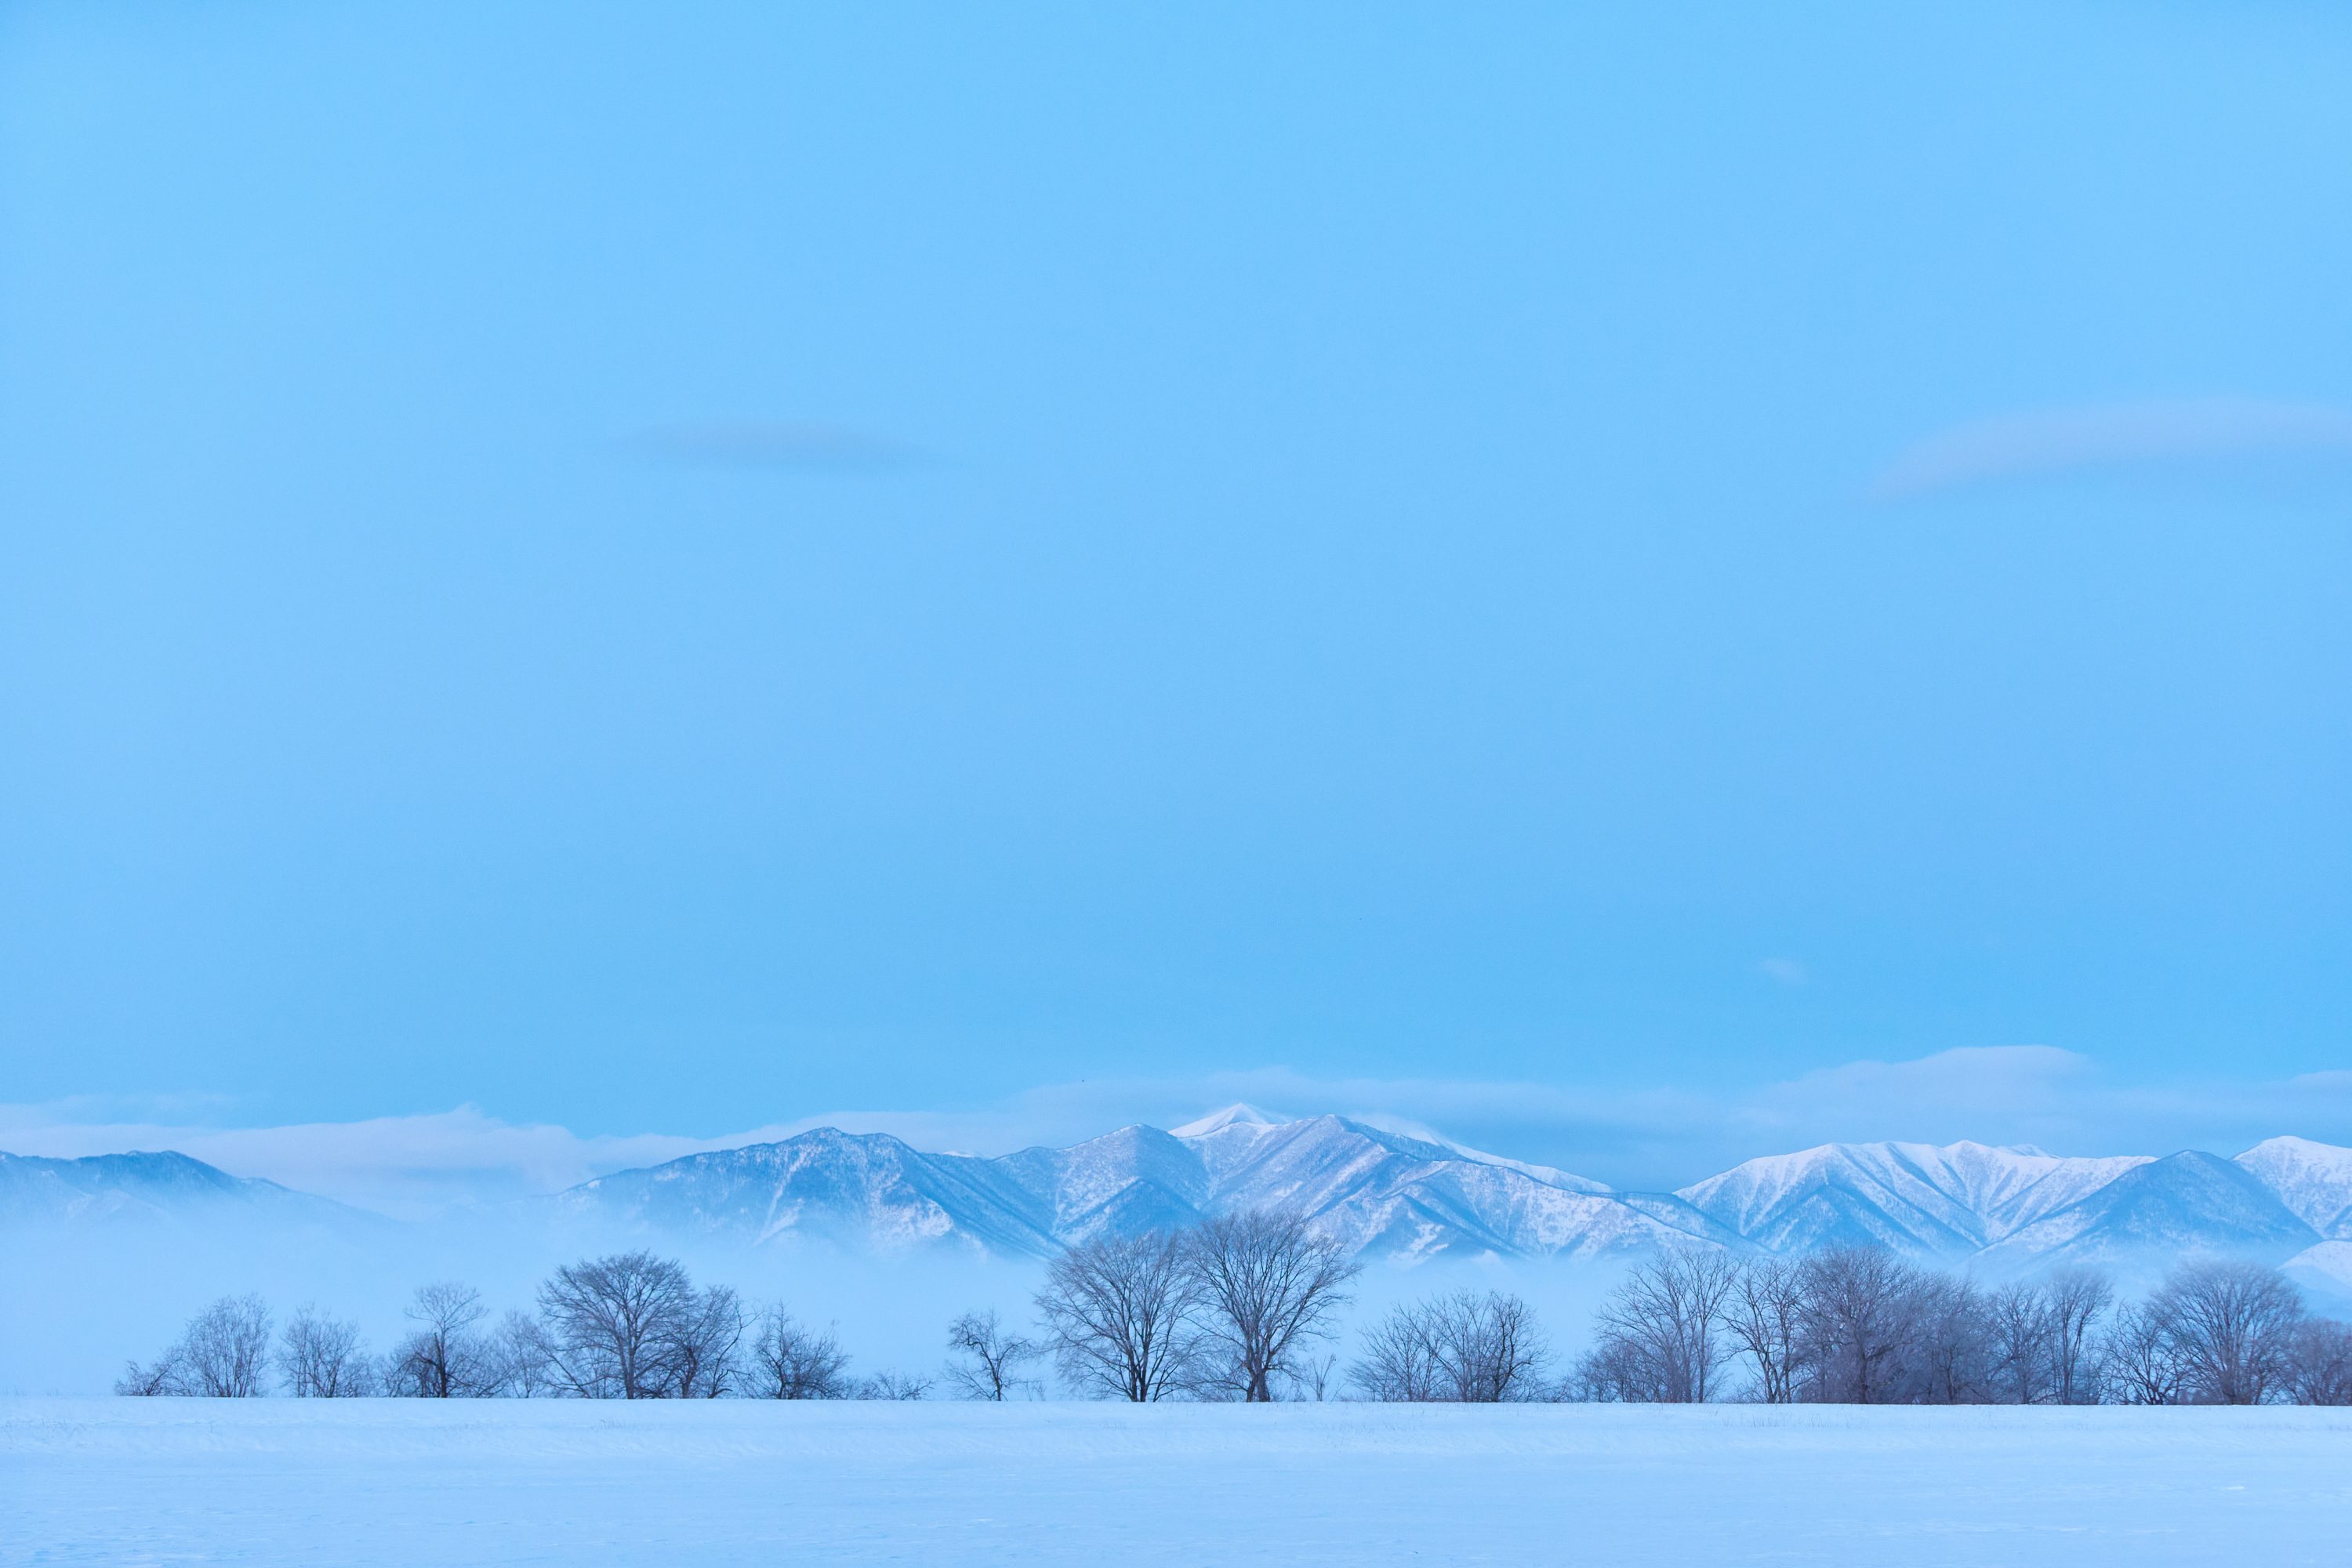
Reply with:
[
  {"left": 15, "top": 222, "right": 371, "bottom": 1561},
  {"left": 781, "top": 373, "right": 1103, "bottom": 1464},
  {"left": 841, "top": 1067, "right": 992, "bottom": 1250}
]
[{"left": 5, "top": 1399, "right": 2348, "bottom": 1566}]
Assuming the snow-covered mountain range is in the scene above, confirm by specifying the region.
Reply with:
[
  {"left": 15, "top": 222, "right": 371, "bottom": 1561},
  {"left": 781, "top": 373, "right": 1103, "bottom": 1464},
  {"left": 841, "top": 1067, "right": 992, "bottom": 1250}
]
[
  {"left": 9, "top": 1113, "right": 2351, "bottom": 1289},
  {"left": 553, "top": 1106, "right": 1740, "bottom": 1263},
  {"left": 1675, "top": 1137, "right": 2348, "bottom": 1294},
  {"left": 0, "top": 1149, "right": 368, "bottom": 1232},
  {"left": 556, "top": 1109, "right": 2352, "bottom": 1289}
]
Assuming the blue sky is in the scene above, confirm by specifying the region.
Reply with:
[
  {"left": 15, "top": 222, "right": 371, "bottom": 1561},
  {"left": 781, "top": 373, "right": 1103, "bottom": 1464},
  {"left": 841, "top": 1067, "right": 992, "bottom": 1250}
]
[{"left": 2, "top": 2, "right": 2347, "bottom": 1185}]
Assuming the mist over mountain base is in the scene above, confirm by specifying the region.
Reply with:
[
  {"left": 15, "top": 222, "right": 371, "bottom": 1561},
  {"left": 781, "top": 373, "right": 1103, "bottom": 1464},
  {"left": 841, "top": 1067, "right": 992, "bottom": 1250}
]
[
  {"left": 9, "top": 1112, "right": 2352, "bottom": 1393},
  {"left": 1, "top": 1212, "right": 1628, "bottom": 1397}
]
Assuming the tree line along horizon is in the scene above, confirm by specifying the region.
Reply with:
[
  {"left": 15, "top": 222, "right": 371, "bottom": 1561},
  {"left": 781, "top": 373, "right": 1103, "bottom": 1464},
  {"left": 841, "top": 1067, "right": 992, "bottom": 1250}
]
[{"left": 117, "top": 1210, "right": 2352, "bottom": 1406}]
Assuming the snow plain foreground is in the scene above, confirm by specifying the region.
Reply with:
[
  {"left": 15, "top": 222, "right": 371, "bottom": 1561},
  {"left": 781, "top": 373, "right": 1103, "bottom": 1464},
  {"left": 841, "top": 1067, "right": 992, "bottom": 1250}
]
[{"left": 5, "top": 1399, "right": 2349, "bottom": 1566}]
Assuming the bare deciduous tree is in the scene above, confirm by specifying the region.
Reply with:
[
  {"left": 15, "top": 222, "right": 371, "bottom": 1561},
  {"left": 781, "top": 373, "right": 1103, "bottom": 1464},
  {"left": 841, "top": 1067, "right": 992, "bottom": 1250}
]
[
  {"left": 1182, "top": 1210, "right": 1360, "bottom": 1402},
  {"left": 1723, "top": 1257, "right": 1808, "bottom": 1404},
  {"left": 2044, "top": 1269, "right": 2114, "bottom": 1405},
  {"left": 944, "top": 1308, "right": 1042, "bottom": 1401},
  {"left": 748, "top": 1305, "right": 851, "bottom": 1399},
  {"left": 1433, "top": 1290, "right": 1549, "bottom": 1401},
  {"left": 280, "top": 1305, "right": 369, "bottom": 1397},
  {"left": 492, "top": 1309, "right": 560, "bottom": 1397},
  {"left": 1036, "top": 1229, "right": 1203, "bottom": 1401},
  {"left": 2285, "top": 1318, "right": 2352, "bottom": 1406},
  {"left": 1797, "top": 1247, "right": 1922, "bottom": 1404},
  {"left": 670, "top": 1284, "right": 746, "bottom": 1399},
  {"left": 118, "top": 1295, "right": 274, "bottom": 1397},
  {"left": 2103, "top": 1300, "right": 2187, "bottom": 1405},
  {"left": 1570, "top": 1334, "right": 1654, "bottom": 1403},
  {"left": 856, "top": 1370, "right": 934, "bottom": 1399},
  {"left": 187, "top": 1294, "right": 275, "bottom": 1397},
  {"left": 535, "top": 1251, "right": 713, "bottom": 1399},
  {"left": 387, "top": 1281, "right": 499, "bottom": 1398},
  {"left": 1354, "top": 1290, "right": 1550, "bottom": 1403},
  {"left": 114, "top": 1353, "right": 187, "bottom": 1397},
  {"left": 2145, "top": 1260, "right": 2303, "bottom": 1405},
  {"left": 1284, "top": 1351, "right": 1339, "bottom": 1402},
  {"left": 1587, "top": 1249, "right": 1740, "bottom": 1403},
  {"left": 1351, "top": 1301, "right": 1445, "bottom": 1402},
  {"left": 1984, "top": 1283, "right": 2053, "bottom": 1405},
  {"left": 1908, "top": 1274, "right": 1991, "bottom": 1405}
]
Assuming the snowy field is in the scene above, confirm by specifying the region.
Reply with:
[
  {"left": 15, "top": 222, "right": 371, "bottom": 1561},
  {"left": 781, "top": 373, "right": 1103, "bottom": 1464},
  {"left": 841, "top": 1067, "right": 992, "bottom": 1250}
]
[{"left": 5, "top": 1400, "right": 2350, "bottom": 1566}]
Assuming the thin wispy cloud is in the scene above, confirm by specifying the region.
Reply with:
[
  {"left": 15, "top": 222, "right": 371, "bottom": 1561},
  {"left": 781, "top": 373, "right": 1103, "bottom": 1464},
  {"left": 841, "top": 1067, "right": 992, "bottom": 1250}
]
[
  {"left": 1869, "top": 397, "right": 2352, "bottom": 500},
  {"left": 619, "top": 419, "right": 928, "bottom": 473}
]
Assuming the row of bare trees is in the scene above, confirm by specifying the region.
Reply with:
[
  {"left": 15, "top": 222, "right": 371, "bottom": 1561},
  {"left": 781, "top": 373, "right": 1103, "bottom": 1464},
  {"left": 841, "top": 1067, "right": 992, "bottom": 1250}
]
[
  {"left": 117, "top": 1215, "right": 1370, "bottom": 1403},
  {"left": 118, "top": 1252, "right": 877, "bottom": 1400},
  {"left": 115, "top": 1294, "right": 280, "bottom": 1397},
  {"left": 1349, "top": 1289, "right": 1551, "bottom": 1400},
  {"left": 1034, "top": 1211, "right": 1362, "bottom": 1400},
  {"left": 1573, "top": 1249, "right": 2351, "bottom": 1406},
  {"left": 1001, "top": 1215, "right": 1559, "bottom": 1403},
  {"left": 114, "top": 1232, "right": 2352, "bottom": 1406},
  {"left": 2106, "top": 1263, "right": 2350, "bottom": 1406}
]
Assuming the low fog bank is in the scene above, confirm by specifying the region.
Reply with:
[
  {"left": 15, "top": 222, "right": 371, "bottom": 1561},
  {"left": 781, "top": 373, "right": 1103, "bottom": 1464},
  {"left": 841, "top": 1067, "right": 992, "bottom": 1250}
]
[
  {"left": 22, "top": 1216, "right": 2339, "bottom": 1399},
  {"left": 3, "top": 1214, "right": 1628, "bottom": 1396}
]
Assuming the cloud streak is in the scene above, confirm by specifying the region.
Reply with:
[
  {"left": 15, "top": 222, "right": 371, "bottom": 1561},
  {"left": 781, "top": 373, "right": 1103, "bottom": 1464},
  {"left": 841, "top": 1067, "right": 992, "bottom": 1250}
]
[{"left": 1870, "top": 397, "right": 2352, "bottom": 500}]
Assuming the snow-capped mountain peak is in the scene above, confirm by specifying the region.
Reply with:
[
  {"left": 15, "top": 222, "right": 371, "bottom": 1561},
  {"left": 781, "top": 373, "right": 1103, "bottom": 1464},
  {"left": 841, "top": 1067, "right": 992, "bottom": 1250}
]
[
  {"left": 1167, "top": 1103, "right": 1292, "bottom": 1138},
  {"left": 1675, "top": 1139, "right": 2153, "bottom": 1258},
  {"left": 1977, "top": 1150, "right": 2324, "bottom": 1272},
  {"left": 0, "top": 1149, "right": 373, "bottom": 1231},
  {"left": 2234, "top": 1136, "right": 2352, "bottom": 1240}
]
